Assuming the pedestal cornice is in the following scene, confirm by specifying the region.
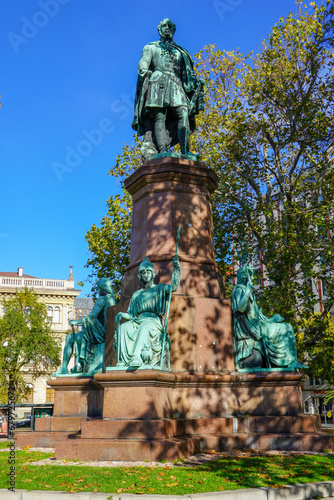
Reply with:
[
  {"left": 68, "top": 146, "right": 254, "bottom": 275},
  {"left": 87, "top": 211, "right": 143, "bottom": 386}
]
[{"left": 124, "top": 157, "right": 219, "bottom": 197}]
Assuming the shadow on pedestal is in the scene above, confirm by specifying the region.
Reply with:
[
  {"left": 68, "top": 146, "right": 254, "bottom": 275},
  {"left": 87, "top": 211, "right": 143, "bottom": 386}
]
[
  {"left": 16, "top": 158, "right": 332, "bottom": 459},
  {"left": 15, "top": 378, "right": 103, "bottom": 449},
  {"left": 53, "top": 371, "right": 331, "bottom": 461}
]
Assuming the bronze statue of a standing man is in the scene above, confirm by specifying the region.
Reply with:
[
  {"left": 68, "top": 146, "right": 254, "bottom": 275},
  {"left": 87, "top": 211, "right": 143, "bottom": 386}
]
[{"left": 132, "top": 18, "right": 204, "bottom": 161}]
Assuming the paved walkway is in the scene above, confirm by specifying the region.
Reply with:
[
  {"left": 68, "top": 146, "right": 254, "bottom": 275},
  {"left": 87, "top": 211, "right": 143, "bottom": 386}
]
[{"left": 0, "top": 482, "right": 334, "bottom": 499}]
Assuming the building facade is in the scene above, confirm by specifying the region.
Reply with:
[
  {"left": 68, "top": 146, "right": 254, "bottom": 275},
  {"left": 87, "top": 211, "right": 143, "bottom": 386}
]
[{"left": 0, "top": 266, "right": 81, "bottom": 413}]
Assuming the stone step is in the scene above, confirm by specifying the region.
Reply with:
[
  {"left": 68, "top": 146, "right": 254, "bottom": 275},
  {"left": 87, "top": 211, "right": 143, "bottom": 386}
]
[
  {"left": 15, "top": 431, "right": 79, "bottom": 449},
  {"left": 35, "top": 416, "right": 88, "bottom": 433},
  {"left": 54, "top": 429, "right": 331, "bottom": 462},
  {"left": 81, "top": 418, "right": 185, "bottom": 439},
  {"left": 198, "top": 432, "right": 332, "bottom": 452},
  {"left": 55, "top": 436, "right": 200, "bottom": 461},
  {"left": 80, "top": 415, "right": 322, "bottom": 440}
]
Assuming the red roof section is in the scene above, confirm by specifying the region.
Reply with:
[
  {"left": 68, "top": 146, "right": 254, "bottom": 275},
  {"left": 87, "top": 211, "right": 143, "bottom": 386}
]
[{"left": 0, "top": 272, "right": 39, "bottom": 279}]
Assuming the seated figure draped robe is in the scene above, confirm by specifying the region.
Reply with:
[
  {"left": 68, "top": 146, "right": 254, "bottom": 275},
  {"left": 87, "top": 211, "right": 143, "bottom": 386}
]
[
  {"left": 115, "top": 283, "right": 170, "bottom": 369},
  {"left": 231, "top": 264, "right": 303, "bottom": 370}
]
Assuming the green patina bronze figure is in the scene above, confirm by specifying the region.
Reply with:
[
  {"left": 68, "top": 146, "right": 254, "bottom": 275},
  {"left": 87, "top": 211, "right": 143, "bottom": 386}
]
[
  {"left": 132, "top": 18, "right": 204, "bottom": 161},
  {"left": 114, "top": 254, "right": 181, "bottom": 370},
  {"left": 53, "top": 278, "right": 117, "bottom": 377},
  {"left": 232, "top": 246, "right": 306, "bottom": 371}
]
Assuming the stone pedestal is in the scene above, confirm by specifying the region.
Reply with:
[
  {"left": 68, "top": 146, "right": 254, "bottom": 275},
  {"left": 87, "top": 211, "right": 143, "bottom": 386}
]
[
  {"left": 17, "top": 157, "right": 332, "bottom": 458},
  {"left": 54, "top": 371, "right": 331, "bottom": 461},
  {"left": 105, "top": 295, "right": 234, "bottom": 372},
  {"left": 121, "top": 157, "right": 223, "bottom": 300},
  {"left": 15, "top": 378, "right": 103, "bottom": 449}
]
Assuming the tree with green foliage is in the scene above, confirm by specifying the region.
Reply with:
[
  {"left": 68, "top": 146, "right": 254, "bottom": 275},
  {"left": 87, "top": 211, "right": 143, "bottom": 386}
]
[
  {"left": 0, "top": 288, "right": 61, "bottom": 403},
  {"left": 84, "top": 2, "right": 334, "bottom": 376},
  {"left": 296, "top": 312, "right": 334, "bottom": 383},
  {"left": 82, "top": 188, "right": 133, "bottom": 298}
]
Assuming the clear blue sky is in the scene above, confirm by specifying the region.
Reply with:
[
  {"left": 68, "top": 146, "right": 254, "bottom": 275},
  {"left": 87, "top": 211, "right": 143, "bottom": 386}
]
[{"left": 1, "top": 0, "right": 304, "bottom": 296}]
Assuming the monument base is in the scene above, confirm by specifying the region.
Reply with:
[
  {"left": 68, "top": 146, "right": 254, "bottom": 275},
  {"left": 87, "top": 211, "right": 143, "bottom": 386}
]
[
  {"left": 50, "top": 371, "right": 331, "bottom": 461},
  {"left": 15, "top": 377, "right": 103, "bottom": 449}
]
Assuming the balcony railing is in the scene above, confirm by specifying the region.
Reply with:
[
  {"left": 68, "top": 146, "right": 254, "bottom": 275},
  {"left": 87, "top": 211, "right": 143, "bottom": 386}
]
[{"left": 0, "top": 277, "right": 74, "bottom": 290}]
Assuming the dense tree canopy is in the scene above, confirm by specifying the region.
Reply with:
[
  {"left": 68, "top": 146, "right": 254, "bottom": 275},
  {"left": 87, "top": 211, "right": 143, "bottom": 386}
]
[
  {"left": 0, "top": 288, "right": 61, "bottom": 403},
  {"left": 84, "top": 1, "right": 334, "bottom": 377}
]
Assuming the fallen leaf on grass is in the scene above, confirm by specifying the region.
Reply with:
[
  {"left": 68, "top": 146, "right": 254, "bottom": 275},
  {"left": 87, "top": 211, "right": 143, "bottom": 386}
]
[
  {"left": 166, "top": 483, "right": 179, "bottom": 487},
  {"left": 23, "top": 445, "right": 30, "bottom": 449},
  {"left": 23, "top": 479, "right": 32, "bottom": 482}
]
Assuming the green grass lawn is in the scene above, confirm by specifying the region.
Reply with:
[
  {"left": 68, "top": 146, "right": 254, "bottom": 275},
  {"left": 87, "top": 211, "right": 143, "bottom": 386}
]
[
  {"left": 1, "top": 447, "right": 334, "bottom": 495},
  {"left": 0, "top": 441, "right": 12, "bottom": 450}
]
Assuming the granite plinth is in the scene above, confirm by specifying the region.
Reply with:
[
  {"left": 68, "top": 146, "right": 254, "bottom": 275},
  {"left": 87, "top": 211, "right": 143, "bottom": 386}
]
[
  {"left": 47, "top": 377, "right": 103, "bottom": 418},
  {"left": 105, "top": 296, "right": 234, "bottom": 372},
  {"left": 55, "top": 436, "right": 200, "bottom": 462},
  {"left": 19, "top": 156, "right": 332, "bottom": 459},
  {"left": 121, "top": 157, "right": 223, "bottom": 300},
  {"left": 15, "top": 378, "right": 103, "bottom": 449},
  {"left": 15, "top": 431, "right": 77, "bottom": 449},
  {"left": 53, "top": 370, "right": 331, "bottom": 459},
  {"left": 20, "top": 371, "right": 331, "bottom": 456},
  {"left": 95, "top": 370, "right": 305, "bottom": 419}
]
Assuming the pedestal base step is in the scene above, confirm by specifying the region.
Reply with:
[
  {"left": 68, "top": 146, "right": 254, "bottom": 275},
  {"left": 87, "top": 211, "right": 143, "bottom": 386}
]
[
  {"left": 199, "top": 432, "right": 332, "bottom": 452},
  {"left": 15, "top": 431, "right": 79, "bottom": 449},
  {"left": 54, "top": 429, "right": 331, "bottom": 462},
  {"left": 79, "top": 415, "right": 323, "bottom": 440},
  {"left": 55, "top": 436, "right": 200, "bottom": 462}
]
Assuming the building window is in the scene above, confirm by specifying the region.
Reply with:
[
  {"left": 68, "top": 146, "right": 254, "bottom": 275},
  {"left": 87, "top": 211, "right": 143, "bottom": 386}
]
[
  {"left": 322, "top": 280, "right": 327, "bottom": 297},
  {"left": 23, "top": 384, "right": 34, "bottom": 403},
  {"left": 47, "top": 306, "right": 61, "bottom": 323},
  {"left": 47, "top": 307, "right": 53, "bottom": 322},
  {"left": 76, "top": 308, "right": 84, "bottom": 320},
  {"left": 53, "top": 307, "right": 60, "bottom": 323},
  {"left": 45, "top": 387, "right": 55, "bottom": 403},
  {"left": 255, "top": 268, "right": 262, "bottom": 286}
]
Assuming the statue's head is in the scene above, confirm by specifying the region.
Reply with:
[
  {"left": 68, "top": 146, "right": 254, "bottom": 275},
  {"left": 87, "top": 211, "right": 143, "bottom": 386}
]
[
  {"left": 157, "top": 18, "right": 176, "bottom": 39},
  {"left": 137, "top": 256, "right": 156, "bottom": 284},
  {"left": 97, "top": 278, "right": 114, "bottom": 296},
  {"left": 237, "top": 265, "right": 254, "bottom": 285}
]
